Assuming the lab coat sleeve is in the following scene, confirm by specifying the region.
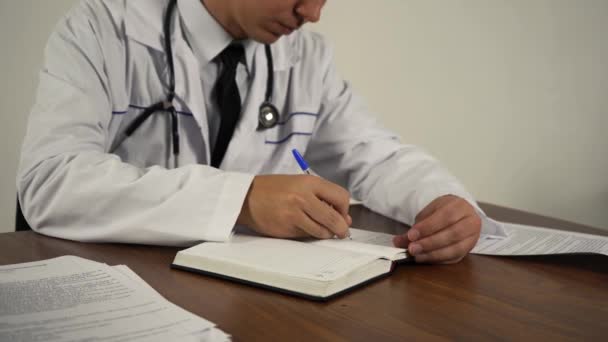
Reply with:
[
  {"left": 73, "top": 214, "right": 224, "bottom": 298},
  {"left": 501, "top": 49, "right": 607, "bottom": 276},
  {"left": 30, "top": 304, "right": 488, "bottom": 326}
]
[
  {"left": 305, "top": 36, "right": 505, "bottom": 237},
  {"left": 16, "top": 1, "right": 252, "bottom": 245}
]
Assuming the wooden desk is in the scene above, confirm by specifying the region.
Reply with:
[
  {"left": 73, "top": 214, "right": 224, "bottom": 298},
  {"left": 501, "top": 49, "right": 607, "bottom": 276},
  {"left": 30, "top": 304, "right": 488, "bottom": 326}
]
[{"left": 1, "top": 204, "right": 606, "bottom": 340}]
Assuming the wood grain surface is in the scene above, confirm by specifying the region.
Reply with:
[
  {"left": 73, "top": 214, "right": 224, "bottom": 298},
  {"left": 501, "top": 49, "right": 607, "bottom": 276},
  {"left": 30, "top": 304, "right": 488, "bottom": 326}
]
[{"left": 1, "top": 204, "right": 606, "bottom": 341}]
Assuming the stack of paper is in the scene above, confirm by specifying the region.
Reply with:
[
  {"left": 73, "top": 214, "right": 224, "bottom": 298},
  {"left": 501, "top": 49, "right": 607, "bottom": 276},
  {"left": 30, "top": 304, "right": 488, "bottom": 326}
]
[
  {"left": 0, "top": 256, "right": 229, "bottom": 341},
  {"left": 471, "top": 222, "right": 608, "bottom": 256}
]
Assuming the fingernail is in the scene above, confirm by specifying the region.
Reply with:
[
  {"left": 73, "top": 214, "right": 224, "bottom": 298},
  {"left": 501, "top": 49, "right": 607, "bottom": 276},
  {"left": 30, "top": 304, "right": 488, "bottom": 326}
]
[
  {"left": 408, "top": 229, "right": 420, "bottom": 241},
  {"left": 409, "top": 243, "right": 422, "bottom": 255},
  {"left": 392, "top": 235, "right": 400, "bottom": 244},
  {"left": 393, "top": 235, "right": 405, "bottom": 246}
]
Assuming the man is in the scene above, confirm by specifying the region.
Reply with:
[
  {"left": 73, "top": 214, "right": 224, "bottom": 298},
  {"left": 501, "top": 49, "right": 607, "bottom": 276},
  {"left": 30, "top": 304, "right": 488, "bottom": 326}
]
[{"left": 17, "top": 0, "right": 503, "bottom": 264}]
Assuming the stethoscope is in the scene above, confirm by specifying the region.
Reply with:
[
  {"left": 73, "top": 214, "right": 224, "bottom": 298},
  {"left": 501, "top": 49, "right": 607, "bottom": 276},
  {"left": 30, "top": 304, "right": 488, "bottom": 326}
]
[{"left": 110, "top": 0, "right": 280, "bottom": 161}]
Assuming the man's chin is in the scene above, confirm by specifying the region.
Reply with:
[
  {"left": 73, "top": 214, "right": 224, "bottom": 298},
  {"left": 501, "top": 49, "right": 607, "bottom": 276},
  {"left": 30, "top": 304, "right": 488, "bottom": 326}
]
[{"left": 254, "top": 31, "right": 283, "bottom": 45}]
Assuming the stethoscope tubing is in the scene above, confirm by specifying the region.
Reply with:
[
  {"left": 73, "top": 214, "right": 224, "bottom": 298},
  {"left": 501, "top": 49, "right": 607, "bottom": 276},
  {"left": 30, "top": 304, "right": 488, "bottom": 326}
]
[{"left": 109, "top": 0, "right": 279, "bottom": 162}]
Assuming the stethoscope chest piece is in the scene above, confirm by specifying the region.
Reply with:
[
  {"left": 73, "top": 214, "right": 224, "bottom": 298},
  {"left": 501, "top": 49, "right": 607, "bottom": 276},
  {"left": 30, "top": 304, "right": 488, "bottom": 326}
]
[{"left": 258, "top": 102, "right": 279, "bottom": 129}]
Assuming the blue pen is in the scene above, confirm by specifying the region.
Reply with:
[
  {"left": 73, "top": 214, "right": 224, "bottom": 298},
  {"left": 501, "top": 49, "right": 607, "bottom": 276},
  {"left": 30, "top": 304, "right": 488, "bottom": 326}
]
[
  {"left": 291, "top": 148, "right": 352, "bottom": 239},
  {"left": 292, "top": 148, "right": 312, "bottom": 175}
]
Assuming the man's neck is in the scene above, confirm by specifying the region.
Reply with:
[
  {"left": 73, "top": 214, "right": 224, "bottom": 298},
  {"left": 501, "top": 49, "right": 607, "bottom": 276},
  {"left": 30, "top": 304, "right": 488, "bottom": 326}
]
[{"left": 201, "top": 0, "right": 246, "bottom": 40}]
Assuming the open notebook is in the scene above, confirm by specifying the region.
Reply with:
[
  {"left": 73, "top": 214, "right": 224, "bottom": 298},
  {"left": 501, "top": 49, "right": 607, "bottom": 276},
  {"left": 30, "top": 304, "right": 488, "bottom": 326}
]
[{"left": 172, "top": 228, "right": 407, "bottom": 301}]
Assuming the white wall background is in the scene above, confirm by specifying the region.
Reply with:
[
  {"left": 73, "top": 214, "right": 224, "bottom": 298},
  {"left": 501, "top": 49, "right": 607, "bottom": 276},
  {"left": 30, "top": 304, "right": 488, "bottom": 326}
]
[{"left": 0, "top": 0, "right": 606, "bottom": 233}]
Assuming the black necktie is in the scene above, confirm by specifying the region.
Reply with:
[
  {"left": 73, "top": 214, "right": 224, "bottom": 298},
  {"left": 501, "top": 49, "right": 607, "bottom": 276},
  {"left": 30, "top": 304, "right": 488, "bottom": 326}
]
[{"left": 211, "top": 44, "right": 245, "bottom": 168}]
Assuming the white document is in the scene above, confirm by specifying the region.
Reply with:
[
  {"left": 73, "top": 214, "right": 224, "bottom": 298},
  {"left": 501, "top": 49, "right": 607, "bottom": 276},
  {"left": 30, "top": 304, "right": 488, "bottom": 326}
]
[
  {"left": 310, "top": 225, "right": 607, "bottom": 258},
  {"left": 112, "top": 265, "right": 231, "bottom": 342},
  {"left": 472, "top": 223, "right": 608, "bottom": 256},
  {"left": 0, "top": 256, "right": 229, "bottom": 342}
]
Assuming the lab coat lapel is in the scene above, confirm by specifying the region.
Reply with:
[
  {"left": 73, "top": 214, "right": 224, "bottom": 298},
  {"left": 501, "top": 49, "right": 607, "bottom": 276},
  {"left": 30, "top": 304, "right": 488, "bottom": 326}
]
[
  {"left": 173, "top": 39, "right": 211, "bottom": 161},
  {"left": 125, "top": 0, "right": 211, "bottom": 161},
  {"left": 125, "top": 1, "right": 166, "bottom": 51}
]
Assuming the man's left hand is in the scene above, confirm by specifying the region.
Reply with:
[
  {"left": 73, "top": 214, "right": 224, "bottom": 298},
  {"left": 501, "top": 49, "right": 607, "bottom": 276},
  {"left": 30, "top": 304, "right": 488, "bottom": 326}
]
[{"left": 392, "top": 195, "right": 481, "bottom": 264}]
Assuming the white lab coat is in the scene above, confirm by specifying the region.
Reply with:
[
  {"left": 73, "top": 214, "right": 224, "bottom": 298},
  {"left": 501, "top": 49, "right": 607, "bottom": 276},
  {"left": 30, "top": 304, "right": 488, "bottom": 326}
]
[{"left": 17, "top": 0, "right": 503, "bottom": 245}]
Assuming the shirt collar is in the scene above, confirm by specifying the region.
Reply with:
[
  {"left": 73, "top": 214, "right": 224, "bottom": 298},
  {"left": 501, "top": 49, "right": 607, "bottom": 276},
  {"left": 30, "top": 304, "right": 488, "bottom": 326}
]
[
  {"left": 178, "top": 0, "right": 258, "bottom": 72},
  {"left": 124, "top": 0, "right": 297, "bottom": 72}
]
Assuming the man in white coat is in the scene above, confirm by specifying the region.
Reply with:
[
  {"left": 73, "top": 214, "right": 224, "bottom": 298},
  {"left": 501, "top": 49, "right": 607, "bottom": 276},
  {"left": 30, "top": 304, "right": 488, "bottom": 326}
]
[{"left": 17, "top": 0, "right": 503, "bottom": 264}]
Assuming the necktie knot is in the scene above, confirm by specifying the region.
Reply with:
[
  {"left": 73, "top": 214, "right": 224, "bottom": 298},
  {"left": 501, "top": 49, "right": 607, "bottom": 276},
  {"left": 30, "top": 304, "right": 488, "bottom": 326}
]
[{"left": 218, "top": 44, "right": 244, "bottom": 72}]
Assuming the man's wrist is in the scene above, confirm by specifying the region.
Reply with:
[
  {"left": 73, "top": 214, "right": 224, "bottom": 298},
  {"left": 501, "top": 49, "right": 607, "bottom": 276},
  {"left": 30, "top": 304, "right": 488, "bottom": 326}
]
[{"left": 236, "top": 177, "right": 255, "bottom": 226}]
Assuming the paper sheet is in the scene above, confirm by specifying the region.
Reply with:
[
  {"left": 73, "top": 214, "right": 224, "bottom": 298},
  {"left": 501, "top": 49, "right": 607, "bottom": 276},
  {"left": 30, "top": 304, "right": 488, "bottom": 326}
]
[
  {"left": 471, "top": 223, "right": 608, "bottom": 256},
  {"left": 0, "top": 256, "right": 229, "bottom": 341}
]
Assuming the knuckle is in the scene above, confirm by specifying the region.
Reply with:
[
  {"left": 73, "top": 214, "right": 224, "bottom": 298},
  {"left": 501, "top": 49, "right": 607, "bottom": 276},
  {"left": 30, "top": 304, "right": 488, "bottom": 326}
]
[
  {"left": 445, "top": 208, "right": 462, "bottom": 224},
  {"left": 308, "top": 229, "right": 322, "bottom": 239},
  {"left": 325, "top": 210, "right": 342, "bottom": 229},
  {"left": 340, "top": 188, "right": 350, "bottom": 202},
  {"left": 312, "top": 226, "right": 331, "bottom": 239},
  {"left": 435, "top": 232, "right": 448, "bottom": 245},
  {"left": 418, "top": 236, "right": 435, "bottom": 251},
  {"left": 281, "top": 210, "right": 296, "bottom": 224},
  {"left": 446, "top": 229, "right": 459, "bottom": 244},
  {"left": 455, "top": 242, "right": 470, "bottom": 257},
  {"left": 453, "top": 197, "right": 467, "bottom": 208},
  {"left": 454, "top": 224, "right": 471, "bottom": 241},
  {"left": 284, "top": 208, "right": 303, "bottom": 225},
  {"left": 471, "top": 214, "right": 482, "bottom": 231},
  {"left": 285, "top": 193, "right": 305, "bottom": 207},
  {"left": 321, "top": 228, "right": 334, "bottom": 239},
  {"left": 284, "top": 193, "right": 297, "bottom": 205},
  {"left": 414, "top": 221, "right": 431, "bottom": 237},
  {"left": 426, "top": 215, "right": 442, "bottom": 232},
  {"left": 418, "top": 226, "right": 433, "bottom": 240}
]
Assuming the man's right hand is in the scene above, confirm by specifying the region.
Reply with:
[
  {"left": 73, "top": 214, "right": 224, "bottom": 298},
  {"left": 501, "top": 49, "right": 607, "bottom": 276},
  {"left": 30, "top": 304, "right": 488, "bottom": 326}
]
[{"left": 237, "top": 175, "right": 352, "bottom": 239}]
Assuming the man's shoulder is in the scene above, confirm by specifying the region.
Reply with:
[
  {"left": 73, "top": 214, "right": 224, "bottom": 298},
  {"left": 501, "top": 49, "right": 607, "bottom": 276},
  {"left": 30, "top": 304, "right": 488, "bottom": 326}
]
[
  {"left": 74, "top": 0, "right": 127, "bottom": 15},
  {"left": 277, "top": 29, "right": 333, "bottom": 68},
  {"left": 289, "top": 29, "right": 331, "bottom": 54},
  {"left": 59, "top": 0, "right": 126, "bottom": 36}
]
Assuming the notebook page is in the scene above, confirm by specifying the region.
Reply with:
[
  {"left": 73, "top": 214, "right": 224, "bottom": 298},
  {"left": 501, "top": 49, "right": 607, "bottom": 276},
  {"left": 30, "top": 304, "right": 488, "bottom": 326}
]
[
  {"left": 308, "top": 228, "right": 406, "bottom": 260},
  {"left": 181, "top": 236, "right": 379, "bottom": 281}
]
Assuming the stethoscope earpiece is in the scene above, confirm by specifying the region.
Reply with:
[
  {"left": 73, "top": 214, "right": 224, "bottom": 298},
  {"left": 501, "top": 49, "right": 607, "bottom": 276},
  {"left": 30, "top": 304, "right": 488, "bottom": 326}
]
[{"left": 258, "top": 102, "right": 279, "bottom": 129}]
